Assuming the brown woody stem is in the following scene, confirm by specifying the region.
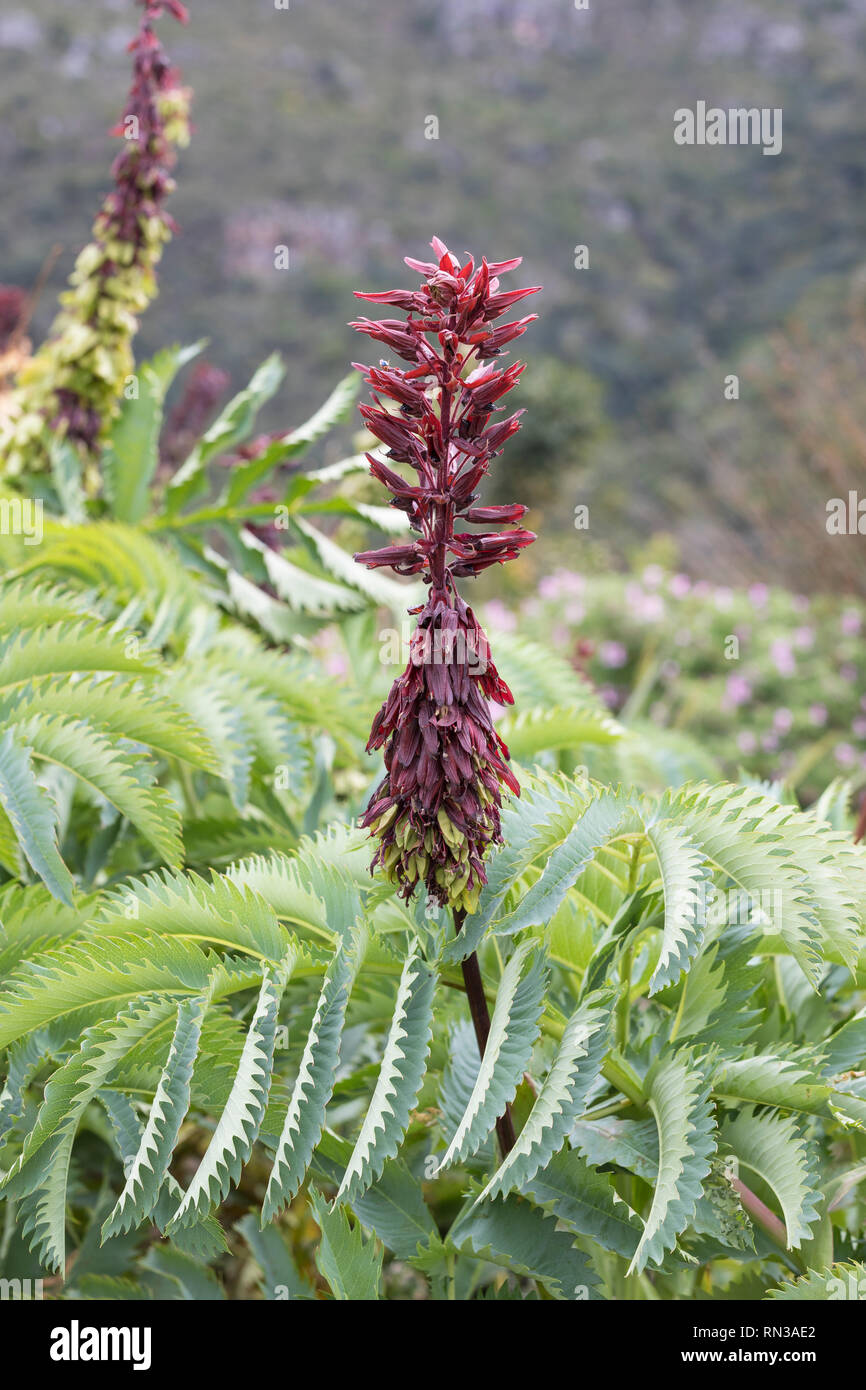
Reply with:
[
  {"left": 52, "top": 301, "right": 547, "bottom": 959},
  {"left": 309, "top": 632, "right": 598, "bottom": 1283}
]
[{"left": 453, "top": 908, "right": 516, "bottom": 1159}]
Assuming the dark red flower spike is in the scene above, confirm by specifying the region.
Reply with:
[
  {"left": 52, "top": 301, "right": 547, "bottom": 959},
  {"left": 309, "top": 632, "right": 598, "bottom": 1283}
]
[{"left": 353, "top": 238, "right": 539, "bottom": 913}]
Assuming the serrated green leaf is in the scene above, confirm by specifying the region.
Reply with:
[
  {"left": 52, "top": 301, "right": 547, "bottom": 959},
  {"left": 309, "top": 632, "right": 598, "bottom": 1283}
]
[
  {"left": 309, "top": 1188, "right": 382, "bottom": 1301},
  {"left": 645, "top": 817, "right": 710, "bottom": 993},
  {"left": 765, "top": 1260, "right": 866, "bottom": 1301},
  {"left": 435, "top": 941, "right": 546, "bottom": 1172},
  {"left": 521, "top": 1147, "right": 642, "bottom": 1258},
  {"left": 336, "top": 945, "right": 435, "bottom": 1204},
  {"left": 167, "top": 353, "right": 285, "bottom": 513},
  {"left": 101, "top": 994, "right": 206, "bottom": 1240},
  {"left": 628, "top": 1051, "right": 716, "bottom": 1274},
  {"left": 168, "top": 967, "right": 288, "bottom": 1228},
  {"left": 262, "top": 944, "right": 354, "bottom": 1221},
  {"left": 0, "top": 730, "right": 73, "bottom": 905},
  {"left": 722, "top": 1106, "right": 821, "bottom": 1251},
  {"left": 451, "top": 1191, "right": 602, "bottom": 1300},
  {"left": 476, "top": 989, "right": 613, "bottom": 1204}
]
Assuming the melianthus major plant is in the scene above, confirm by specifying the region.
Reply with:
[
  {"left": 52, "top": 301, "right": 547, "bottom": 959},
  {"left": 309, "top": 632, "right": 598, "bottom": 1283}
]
[
  {"left": 1, "top": 6, "right": 866, "bottom": 1305},
  {"left": 1, "top": 0, "right": 191, "bottom": 480}
]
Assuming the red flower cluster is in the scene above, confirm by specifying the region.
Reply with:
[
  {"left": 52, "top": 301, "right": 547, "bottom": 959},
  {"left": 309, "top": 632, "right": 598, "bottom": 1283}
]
[
  {"left": 0, "top": 287, "right": 28, "bottom": 356},
  {"left": 2, "top": 0, "right": 192, "bottom": 476},
  {"left": 99, "top": 0, "right": 190, "bottom": 286},
  {"left": 353, "top": 238, "right": 539, "bottom": 913},
  {"left": 48, "top": 0, "right": 191, "bottom": 453},
  {"left": 161, "top": 361, "right": 230, "bottom": 467}
]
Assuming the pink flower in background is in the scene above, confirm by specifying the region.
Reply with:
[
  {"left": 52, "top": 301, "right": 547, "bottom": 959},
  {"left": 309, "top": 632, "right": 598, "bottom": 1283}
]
[
  {"left": 841, "top": 610, "right": 861, "bottom": 636},
  {"left": 723, "top": 673, "right": 752, "bottom": 708},
  {"left": 714, "top": 587, "right": 734, "bottom": 610},
  {"left": 669, "top": 573, "right": 691, "bottom": 599},
  {"left": 835, "top": 743, "right": 856, "bottom": 768},
  {"left": 773, "top": 707, "right": 793, "bottom": 734},
  {"left": 809, "top": 704, "right": 828, "bottom": 727},
  {"left": 599, "top": 685, "right": 620, "bottom": 709},
  {"left": 564, "top": 601, "right": 585, "bottom": 624},
  {"left": 636, "top": 592, "right": 665, "bottom": 622},
  {"left": 625, "top": 582, "right": 644, "bottom": 608},
  {"left": 841, "top": 664, "right": 857, "bottom": 683},
  {"left": 325, "top": 653, "right": 349, "bottom": 678},
  {"left": 853, "top": 716, "right": 866, "bottom": 739},
  {"left": 539, "top": 569, "right": 584, "bottom": 600},
  {"left": 310, "top": 630, "right": 349, "bottom": 680},
  {"left": 737, "top": 731, "right": 758, "bottom": 754},
  {"left": 560, "top": 570, "right": 585, "bottom": 595},
  {"left": 483, "top": 599, "right": 517, "bottom": 632},
  {"left": 761, "top": 733, "right": 779, "bottom": 752},
  {"left": 793, "top": 626, "right": 815, "bottom": 650},
  {"left": 748, "top": 584, "right": 769, "bottom": 608},
  {"left": 770, "top": 639, "right": 796, "bottom": 676},
  {"left": 625, "top": 582, "right": 664, "bottom": 621},
  {"left": 599, "top": 640, "right": 628, "bottom": 669}
]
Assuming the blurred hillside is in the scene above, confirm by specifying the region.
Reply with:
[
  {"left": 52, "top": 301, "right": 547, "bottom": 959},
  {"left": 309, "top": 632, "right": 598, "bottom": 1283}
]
[{"left": 2, "top": 0, "right": 866, "bottom": 590}]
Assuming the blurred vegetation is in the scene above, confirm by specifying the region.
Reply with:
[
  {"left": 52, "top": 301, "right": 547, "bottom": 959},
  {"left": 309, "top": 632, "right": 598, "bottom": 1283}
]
[
  {"left": 494, "top": 566, "right": 866, "bottom": 806},
  {"left": 2, "top": 0, "right": 866, "bottom": 588}
]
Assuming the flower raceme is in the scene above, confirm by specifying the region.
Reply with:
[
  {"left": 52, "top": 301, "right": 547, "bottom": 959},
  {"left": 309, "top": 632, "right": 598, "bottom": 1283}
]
[
  {"left": 1, "top": 0, "right": 191, "bottom": 478},
  {"left": 353, "top": 238, "right": 539, "bottom": 914}
]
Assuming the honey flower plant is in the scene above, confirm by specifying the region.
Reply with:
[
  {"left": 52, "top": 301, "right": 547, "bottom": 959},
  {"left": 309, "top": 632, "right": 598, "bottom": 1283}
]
[
  {"left": 1, "top": 0, "right": 190, "bottom": 477},
  {"left": 353, "top": 237, "right": 539, "bottom": 914}
]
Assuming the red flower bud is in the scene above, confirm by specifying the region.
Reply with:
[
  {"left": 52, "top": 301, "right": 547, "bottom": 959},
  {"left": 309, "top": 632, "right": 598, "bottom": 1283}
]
[{"left": 461, "top": 504, "right": 528, "bottom": 523}]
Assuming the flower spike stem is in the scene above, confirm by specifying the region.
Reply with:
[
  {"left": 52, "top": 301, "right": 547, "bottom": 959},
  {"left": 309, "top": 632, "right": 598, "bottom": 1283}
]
[{"left": 454, "top": 908, "right": 516, "bottom": 1160}]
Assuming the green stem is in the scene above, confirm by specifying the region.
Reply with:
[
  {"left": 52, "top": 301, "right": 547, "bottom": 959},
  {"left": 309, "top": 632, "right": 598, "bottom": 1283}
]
[
  {"left": 617, "top": 942, "right": 634, "bottom": 1053},
  {"left": 600, "top": 1052, "right": 646, "bottom": 1109},
  {"left": 616, "top": 841, "right": 643, "bottom": 1052}
]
